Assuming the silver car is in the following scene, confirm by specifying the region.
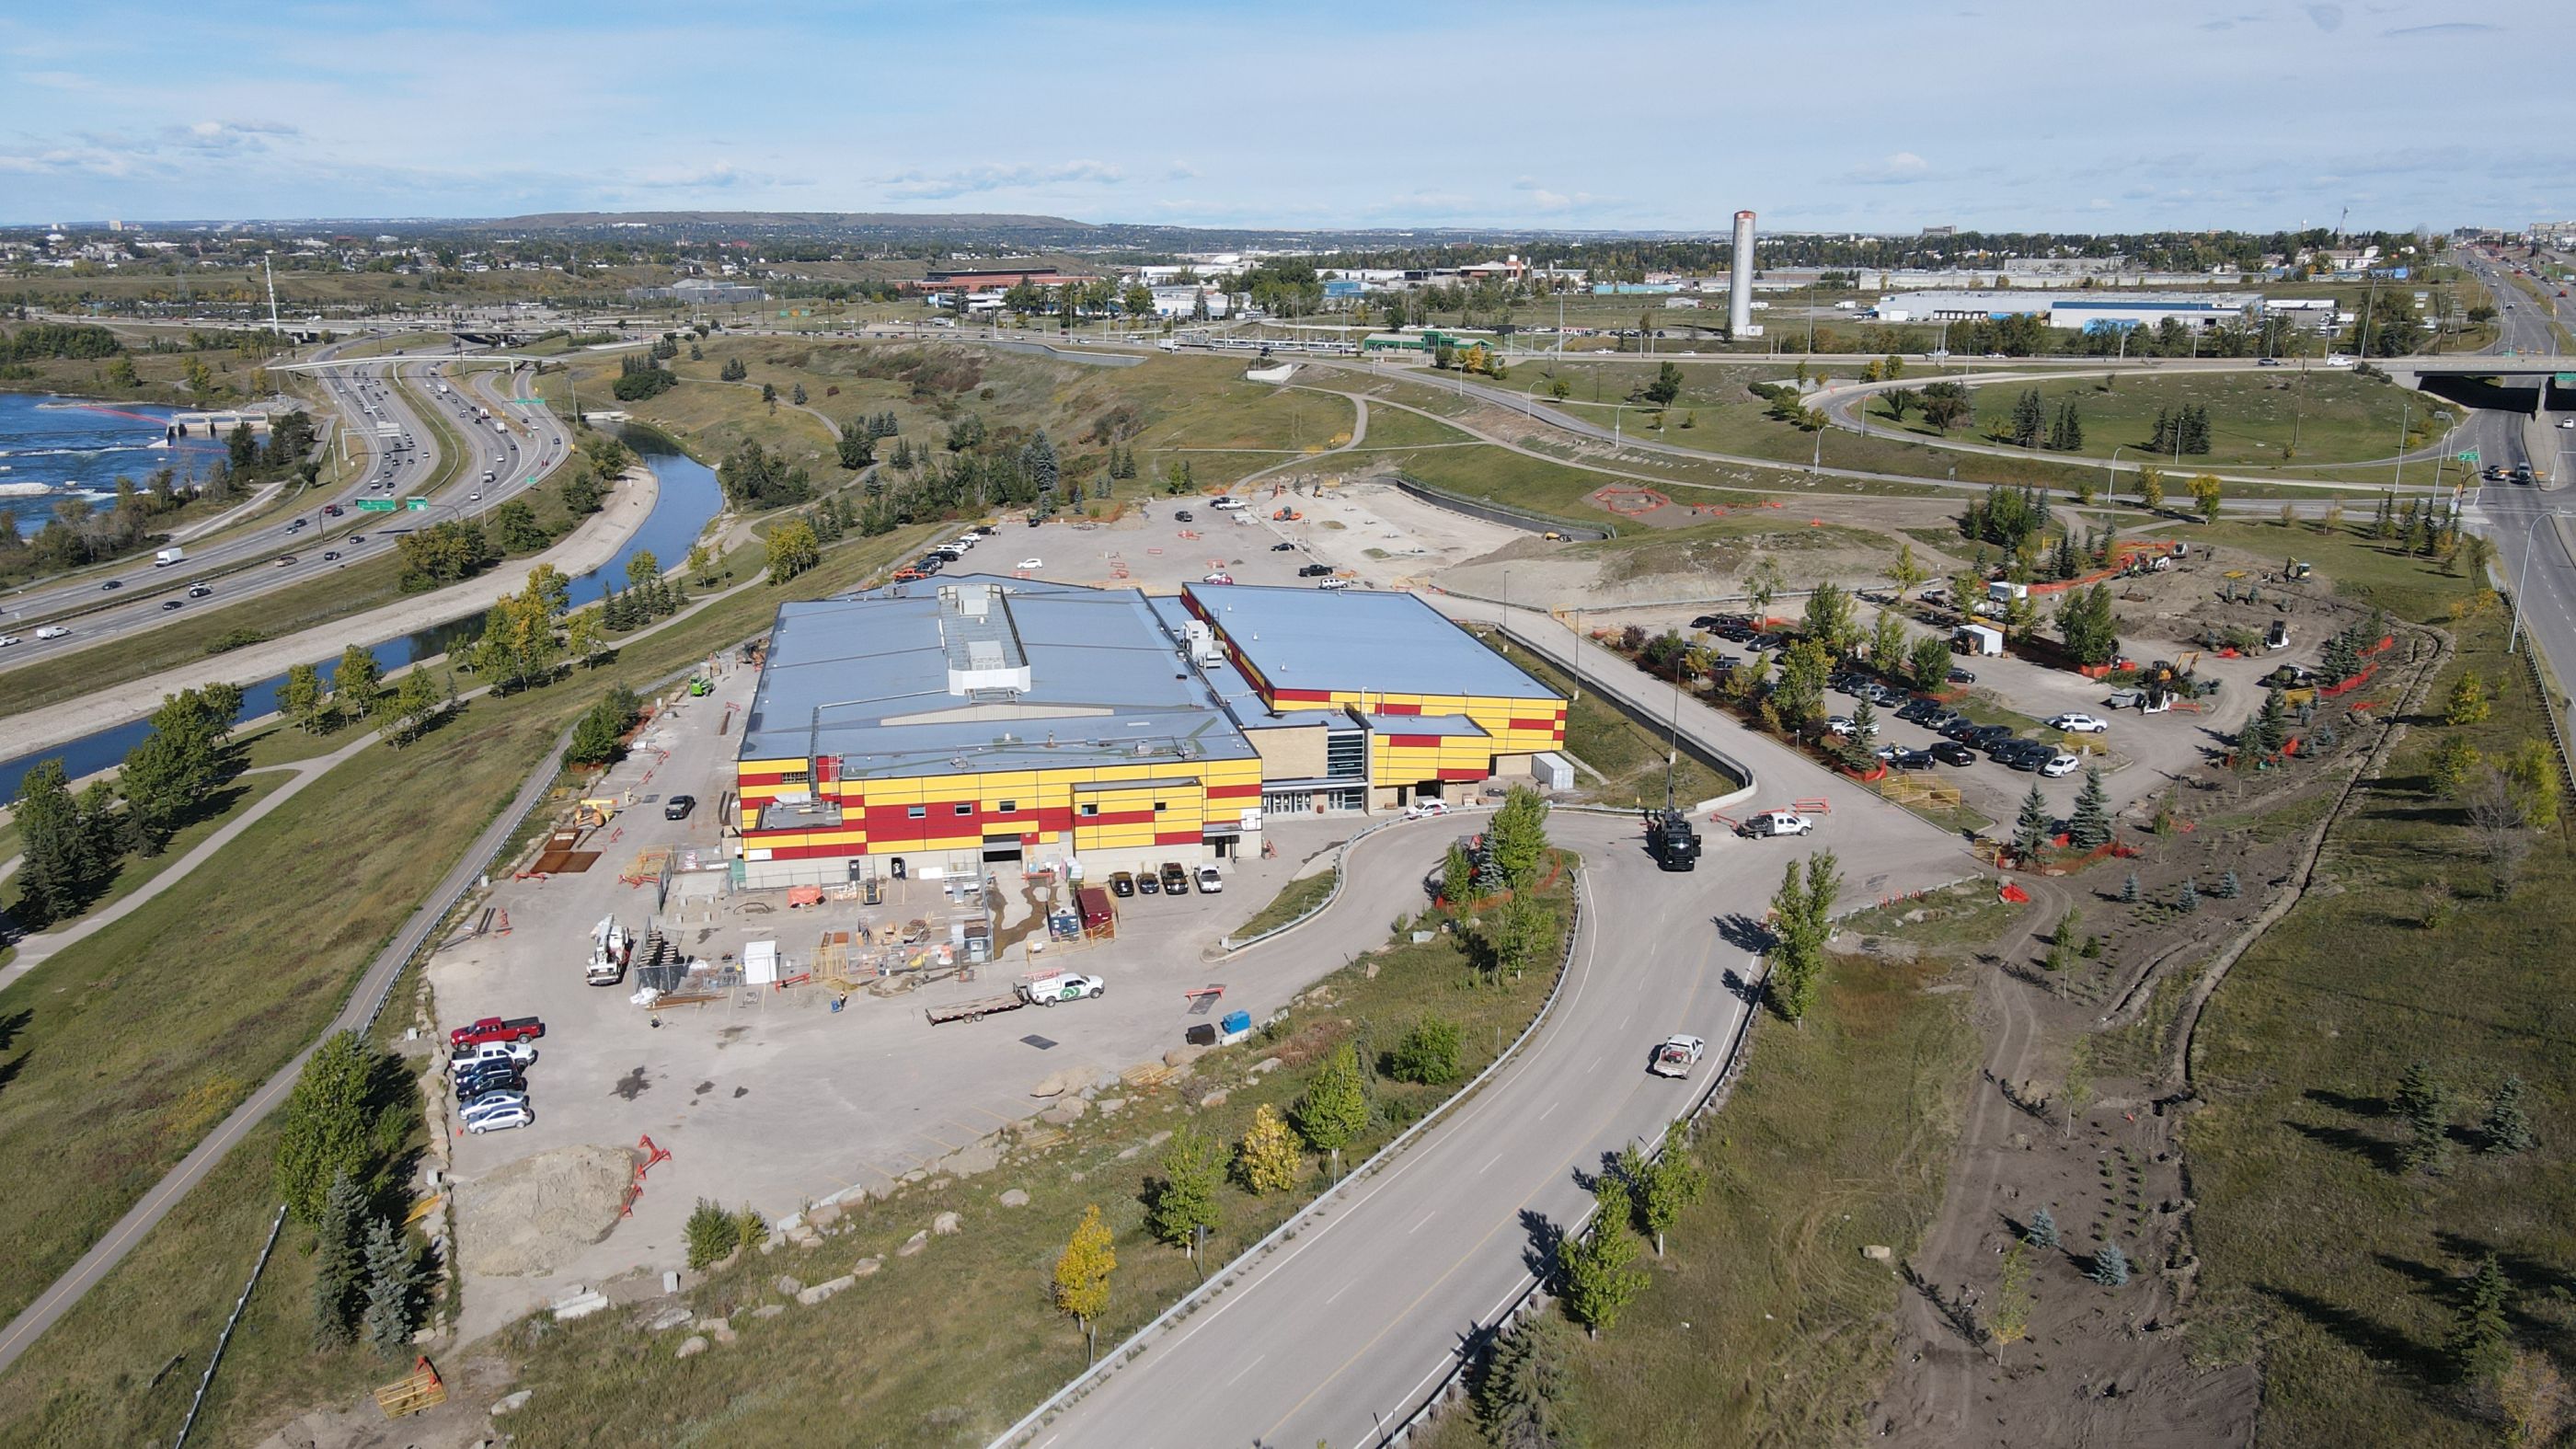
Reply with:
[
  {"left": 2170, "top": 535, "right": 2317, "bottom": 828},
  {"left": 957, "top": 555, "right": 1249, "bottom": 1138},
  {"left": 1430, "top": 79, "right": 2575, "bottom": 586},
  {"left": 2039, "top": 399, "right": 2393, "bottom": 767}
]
[{"left": 465, "top": 1103, "right": 534, "bottom": 1133}]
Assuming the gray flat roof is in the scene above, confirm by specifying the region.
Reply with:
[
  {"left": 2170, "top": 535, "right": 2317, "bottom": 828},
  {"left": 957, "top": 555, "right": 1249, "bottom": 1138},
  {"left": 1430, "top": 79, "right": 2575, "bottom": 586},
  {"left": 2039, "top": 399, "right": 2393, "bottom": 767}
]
[
  {"left": 1185, "top": 584, "right": 1557, "bottom": 701},
  {"left": 1361, "top": 712, "right": 1489, "bottom": 738},
  {"left": 741, "top": 576, "right": 1254, "bottom": 779}
]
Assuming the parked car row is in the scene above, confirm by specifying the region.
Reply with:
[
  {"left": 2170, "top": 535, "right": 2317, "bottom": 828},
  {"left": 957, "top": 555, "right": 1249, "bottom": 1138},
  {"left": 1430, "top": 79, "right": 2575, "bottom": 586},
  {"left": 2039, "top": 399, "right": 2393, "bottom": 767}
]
[
  {"left": 1894, "top": 700, "right": 2083, "bottom": 775},
  {"left": 1106, "top": 862, "right": 1224, "bottom": 897},
  {"left": 449, "top": 1016, "right": 543, "bottom": 1133}
]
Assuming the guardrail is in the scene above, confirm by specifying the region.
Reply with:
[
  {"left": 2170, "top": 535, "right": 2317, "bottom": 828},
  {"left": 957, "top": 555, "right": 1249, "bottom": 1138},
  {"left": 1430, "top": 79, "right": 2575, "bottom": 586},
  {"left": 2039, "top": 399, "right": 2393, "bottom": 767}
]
[
  {"left": 1490, "top": 620, "right": 1760, "bottom": 811},
  {"left": 992, "top": 868, "right": 1589, "bottom": 1449},
  {"left": 169, "top": 1203, "right": 288, "bottom": 1448},
  {"left": 1391, "top": 476, "right": 1610, "bottom": 540}
]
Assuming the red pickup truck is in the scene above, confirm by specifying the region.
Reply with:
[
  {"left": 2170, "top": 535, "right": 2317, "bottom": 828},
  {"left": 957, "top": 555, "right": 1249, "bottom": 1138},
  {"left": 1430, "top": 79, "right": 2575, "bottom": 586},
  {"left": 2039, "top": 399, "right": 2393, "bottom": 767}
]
[{"left": 450, "top": 1016, "right": 545, "bottom": 1049}]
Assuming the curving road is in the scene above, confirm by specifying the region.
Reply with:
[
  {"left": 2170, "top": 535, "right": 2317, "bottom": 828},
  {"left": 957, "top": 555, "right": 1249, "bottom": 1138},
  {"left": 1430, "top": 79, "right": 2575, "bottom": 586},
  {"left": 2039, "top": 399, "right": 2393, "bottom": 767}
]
[{"left": 1018, "top": 608, "right": 1978, "bottom": 1449}]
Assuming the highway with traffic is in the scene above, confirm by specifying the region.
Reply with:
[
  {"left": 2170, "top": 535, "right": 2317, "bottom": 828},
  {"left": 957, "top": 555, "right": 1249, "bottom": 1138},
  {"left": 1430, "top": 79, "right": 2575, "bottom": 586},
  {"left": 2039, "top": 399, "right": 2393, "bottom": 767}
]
[
  {"left": 0, "top": 345, "right": 571, "bottom": 664},
  {"left": 2452, "top": 246, "right": 2576, "bottom": 736},
  {"left": 1015, "top": 613, "right": 1972, "bottom": 1449}
]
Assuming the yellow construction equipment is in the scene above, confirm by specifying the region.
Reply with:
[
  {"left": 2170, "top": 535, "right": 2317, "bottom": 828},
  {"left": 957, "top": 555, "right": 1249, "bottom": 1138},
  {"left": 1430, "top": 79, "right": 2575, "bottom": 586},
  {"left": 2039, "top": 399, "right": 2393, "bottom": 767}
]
[{"left": 576, "top": 798, "right": 619, "bottom": 828}]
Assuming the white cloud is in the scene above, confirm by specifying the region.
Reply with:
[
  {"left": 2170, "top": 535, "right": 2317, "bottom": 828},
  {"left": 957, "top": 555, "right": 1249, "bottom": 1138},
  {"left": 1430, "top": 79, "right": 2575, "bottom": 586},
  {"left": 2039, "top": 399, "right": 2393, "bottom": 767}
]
[
  {"left": 880, "top": 160, "right": 1124, "bottom": 201},
  {"left": 1846, "top": 151, "right": 1931, "bottom": 185}
]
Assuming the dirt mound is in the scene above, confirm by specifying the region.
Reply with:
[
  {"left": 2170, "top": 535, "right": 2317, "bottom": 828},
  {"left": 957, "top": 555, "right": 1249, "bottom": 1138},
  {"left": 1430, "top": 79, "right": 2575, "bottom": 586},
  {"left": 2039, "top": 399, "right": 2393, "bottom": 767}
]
[{"left": 456, "top": 1144, "right": 633, "bottom": 1278}]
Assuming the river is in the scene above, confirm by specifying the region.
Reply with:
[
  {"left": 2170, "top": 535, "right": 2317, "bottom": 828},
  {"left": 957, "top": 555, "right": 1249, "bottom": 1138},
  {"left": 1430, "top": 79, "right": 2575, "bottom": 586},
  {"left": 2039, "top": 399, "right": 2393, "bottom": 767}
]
[
  {"left": 0, "top": 426, "right": 723, "bottom": 801},
  {"left": 0, "top": 392, "right": 226, "bottom": 538}
]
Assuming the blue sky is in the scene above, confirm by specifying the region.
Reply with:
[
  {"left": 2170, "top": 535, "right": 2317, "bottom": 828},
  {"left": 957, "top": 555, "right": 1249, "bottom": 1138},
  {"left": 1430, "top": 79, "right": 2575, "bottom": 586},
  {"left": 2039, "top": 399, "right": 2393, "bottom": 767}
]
[{"left": 0, "top": 1, "right": 2555, "bottom": 233}]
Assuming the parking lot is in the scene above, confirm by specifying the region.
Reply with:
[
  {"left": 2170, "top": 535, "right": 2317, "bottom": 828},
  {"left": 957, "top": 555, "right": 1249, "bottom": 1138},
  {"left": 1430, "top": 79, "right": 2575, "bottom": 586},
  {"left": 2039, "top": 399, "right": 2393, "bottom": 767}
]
[{"left": 426, "top": 644, "right": 1412, "bottom": 1338}]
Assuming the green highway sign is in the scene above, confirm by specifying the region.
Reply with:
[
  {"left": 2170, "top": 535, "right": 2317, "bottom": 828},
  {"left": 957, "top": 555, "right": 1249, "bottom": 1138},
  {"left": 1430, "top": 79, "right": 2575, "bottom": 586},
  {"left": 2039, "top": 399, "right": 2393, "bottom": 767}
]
[
  {"left": 2457, "top": 450, "right": 2480, "bottom": 464},
  {"left": 405, "top": 498, "right": 430, "bottom": 511},
  {"left": 355, "top": 498, "right": 397, "bottom": 512}
]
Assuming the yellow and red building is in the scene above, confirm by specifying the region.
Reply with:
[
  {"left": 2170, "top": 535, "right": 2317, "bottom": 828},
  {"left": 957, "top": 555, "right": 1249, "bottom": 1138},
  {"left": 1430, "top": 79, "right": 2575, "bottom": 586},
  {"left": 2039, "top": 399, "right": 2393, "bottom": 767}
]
[{"left": 731, "top": 576, "right": 1563, "bottom": 888}]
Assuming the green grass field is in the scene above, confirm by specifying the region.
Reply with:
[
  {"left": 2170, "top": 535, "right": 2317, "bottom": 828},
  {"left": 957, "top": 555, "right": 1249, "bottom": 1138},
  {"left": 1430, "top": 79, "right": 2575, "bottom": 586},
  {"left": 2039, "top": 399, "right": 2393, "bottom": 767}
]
[
  {"left": 1957, "top": 370, "right": 2452, "bottom": 466},
  {"left": 1232, "top": 869, "right": 1338, "bottom": 939},
  {"left": 1475, "top": 638, "right": 1739, "bottom": 807},
  {"left": 1420, "top": 883, "right": 1985, "bottom": 1448},
  {"left": 2183, "top": 603, "right": 2576, "bottom": 1445},
  {"left": 0, "top": 519, "right": 937, "bottom": 1374}
]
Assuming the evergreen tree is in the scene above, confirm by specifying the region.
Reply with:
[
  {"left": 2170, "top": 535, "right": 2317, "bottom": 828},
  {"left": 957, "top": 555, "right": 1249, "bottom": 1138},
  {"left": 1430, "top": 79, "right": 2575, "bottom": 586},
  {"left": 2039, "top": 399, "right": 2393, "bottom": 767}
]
[
  {"left": 2396, "top": 1059, "right": 2452, "bottom": 1173},
  {"left": 2177, "top": 879, "right": 2199, "bottom": 913},
  {"left": 361, "top": 1215, "right": 418, "bottom": 1361},
  {"left": 2216, "top": 869, "right": 2241, "bottom": 899},
  {"left": 2012, "top": 782, "right": 2053, "bottom": 859},
  {"left": 2068, "top": 767, "right": 2114, "bottom": 849},
  {"left": 2059, "top": 397, "right": 2083, "bottom": 450},
  {"left": 2122, "top": 871, "right": 2142, "bottom": 904},
  {"left": 1474, "top": 1313, "right": 1583, "bottom": 1447},
  {"left": 311, "top": 1169, "right": 365, "bottom": 1349},
  {"left": 276, "top": 1030, "right": 387, "bottom": 1224},
  {"left": 836, "top": 420, "right": 874, "bottom": 470},
  {"left": 2009, "top": 388, "right": 2045, "bottom": 447},
  {"left": 2447, "top": 1256, "right": 2513, "bottom": 1383},
  {"left": 2025, "top": 1204, "right": 2060, "bottom": 1250},
  {"left": 1021, "top": 431, "right": 1060, "bottom": 496},
  {"left": 11, "top": 756, "right": 93, "bottom": 926},
  {"left": 2088, "top": 1242, "right": 2131, "bottom": 1288},
  {"left": 2482, "top": 1075, "right": 2536, "bottom": 1156}
]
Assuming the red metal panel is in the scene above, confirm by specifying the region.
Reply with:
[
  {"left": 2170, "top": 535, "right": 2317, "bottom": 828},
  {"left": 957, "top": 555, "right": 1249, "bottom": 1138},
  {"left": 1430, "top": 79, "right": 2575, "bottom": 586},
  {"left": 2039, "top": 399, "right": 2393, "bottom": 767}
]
[
  {"left": 1271, "top": 687, "right": 1335, "bottom": 704},
  {"left": 1206, "top": 783, "right": 1261, "bottom": 800},
  {"left": 1436, "top": 767, "right": 1485, "bottom": 781},
  {"left": 1390, "top": 734, "right": 1443, "bottom": 748},
  {"left": 1507, "top": 717, "right": 1558, "bottom": 732},
  {"left": 1154, "top": 828, "right": 1205, "bottom": 845},
  {"left": 1375, "top": 701, "right": 1421, "bottom": 716}
]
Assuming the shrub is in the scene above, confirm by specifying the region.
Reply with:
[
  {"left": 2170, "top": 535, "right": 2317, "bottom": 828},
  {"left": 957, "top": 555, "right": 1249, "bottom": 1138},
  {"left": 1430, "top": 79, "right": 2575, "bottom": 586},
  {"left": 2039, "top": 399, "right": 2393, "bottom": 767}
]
[
  {"left": 1387, "top": 1015, "right": 1465, "bottom": 1086},
  {"left": 685, "top": 1199, "right": 735, "bottom": 1270}
]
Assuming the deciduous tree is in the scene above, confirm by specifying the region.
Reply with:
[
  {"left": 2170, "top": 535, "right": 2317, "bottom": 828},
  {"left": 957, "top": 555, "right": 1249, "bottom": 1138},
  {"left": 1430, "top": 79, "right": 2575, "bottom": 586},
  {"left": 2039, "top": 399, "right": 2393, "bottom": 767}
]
[
  {"left": 1293, "top": 1042, "right": 1371, "bottom": 1182},
  {"left": 1052, "top": 1204, "right": 1117, "bottom": 1363},
  {"left": 1557, "top": 1177, "right": 1648, "bottom": 1339},
  {"left": 1143, "top": 1126, "right": 1222, "bottom": 1279},
  {"left": 1235, "top": 1103, "right": 1301, "bottom": 1194}
]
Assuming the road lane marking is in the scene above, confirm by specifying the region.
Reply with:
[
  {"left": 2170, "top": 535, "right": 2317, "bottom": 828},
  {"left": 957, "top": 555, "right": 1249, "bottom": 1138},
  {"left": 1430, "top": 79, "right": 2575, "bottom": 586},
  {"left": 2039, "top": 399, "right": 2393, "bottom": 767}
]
[
  {"left": 1326, "top": 1281, "right": 1354, "bottom": 1305},
  {"left": 1225, "top": 1353, "right": 1266, "bottom": 1387},
  {"left": 1538, "top": 1100, "right": 1559, "bottom": 1121},
  {"left": 1478, "top": 1151, "right": 1505, "bottom": 1176},
  {"left": 1410, "top": 1210, "right": 1437, "bottom": 1235}
]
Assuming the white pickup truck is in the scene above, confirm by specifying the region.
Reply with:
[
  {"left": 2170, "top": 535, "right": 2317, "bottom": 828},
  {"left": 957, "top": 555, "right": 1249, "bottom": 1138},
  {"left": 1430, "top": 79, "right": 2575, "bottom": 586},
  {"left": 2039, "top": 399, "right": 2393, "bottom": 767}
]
[{"left": 1649, "top": 1034, "right": 1707, "bottom": 1078}]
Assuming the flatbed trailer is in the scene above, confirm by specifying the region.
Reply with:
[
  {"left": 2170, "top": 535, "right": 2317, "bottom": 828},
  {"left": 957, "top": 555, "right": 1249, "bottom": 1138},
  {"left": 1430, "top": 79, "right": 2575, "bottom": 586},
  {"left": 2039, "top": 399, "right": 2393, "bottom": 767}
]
[{"left": 925, "top": 992, "right": 1027, "bottom": 1026}]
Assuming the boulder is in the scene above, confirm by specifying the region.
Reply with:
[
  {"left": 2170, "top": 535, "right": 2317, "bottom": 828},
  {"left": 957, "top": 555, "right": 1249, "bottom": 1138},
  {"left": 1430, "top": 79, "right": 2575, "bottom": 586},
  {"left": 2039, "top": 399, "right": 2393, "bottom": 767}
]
[
  {"left": 852, "top": 1256, "right": 884, "bottom": 1278},
  {"left": 695, "top": 1314, "right": 729, "bottom": 1334},
  {"left": 1163, "top": 1043, "right": 1212, "bottom": 1070},
  {"left": 1862, "top": 1244, "right": 1893, "bottom": 1262},
  {"left": 1039, "top": 1097, "right": 1089, "bottom": 1127},
  {"left": 998, "top": 1189, "right": 1030, "bottom": 1209},
  {"left": 710, "top": 1321, "right": 738, "bottom": 1345},
  {"left": 752, "top": 1304, "right": 787, "bottom": 1320},
  {"left": 490, "top": 1391, "right": 533, "bottom": 1417},
  {"left": 1250, "top": 1056, "right": 1283, "bottom": 1076},
  {"left": 796, "top": 1274, "right": 857, "bottom": 1305},
  {"left": 646, "top": 1305, "right": 693, "bottom": 1332},
  {"left": 776, "top": 1275, "right": 803, "bottom": 1296},
  {"left": 932, "top": 1211, "right": 961, "bottom": 1236},
  {"left": 676, "top": 1335, "right": 708, "bottom": 1359},
  {"left": 808, "top": 1202, "right": 843, "bottom": 1229},
  {"left": 1116, "top": 1145, "right": 1142, "bottom": 1161},
  {"left": 897, "top": 1230, "right": 929, "bottom": 1258},
  {"left": 1097, "top": 1097, "right": 1126, "bottom": 1116},
  {"left": 551, "top": 1290, "right": 610, "bottom": 1321},
  {"left": 1146, "top": 1130, "right": 1173, "bottom": 1149},
  {"left": 1198, "top": 1089, "right": 1230, "bottom": 1110}
]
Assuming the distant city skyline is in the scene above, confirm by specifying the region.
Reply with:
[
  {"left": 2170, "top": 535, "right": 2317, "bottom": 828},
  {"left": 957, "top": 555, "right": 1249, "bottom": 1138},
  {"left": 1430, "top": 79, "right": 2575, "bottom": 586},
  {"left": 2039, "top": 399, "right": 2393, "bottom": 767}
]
[{"left": 0, "top": 1, "right": 2558, "bottom": 233}]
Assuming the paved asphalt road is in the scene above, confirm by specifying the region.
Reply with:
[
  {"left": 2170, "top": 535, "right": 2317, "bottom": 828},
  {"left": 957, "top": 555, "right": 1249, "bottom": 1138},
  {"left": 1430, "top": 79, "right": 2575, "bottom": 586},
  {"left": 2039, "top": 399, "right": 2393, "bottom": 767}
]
[
  {"left": 1026, "top": 608, "right": 1981, "bottom": 1449},
  {"left": 2455, "top": 247, "right": 2576, "bottom": 738},
  {"left": 0, "top": 344, "right": 569, "bottom": 665}
]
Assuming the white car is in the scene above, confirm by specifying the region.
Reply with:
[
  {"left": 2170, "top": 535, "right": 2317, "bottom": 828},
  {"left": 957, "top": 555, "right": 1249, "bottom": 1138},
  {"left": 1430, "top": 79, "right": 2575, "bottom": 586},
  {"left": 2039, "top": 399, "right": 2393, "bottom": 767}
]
[
  {"left": 451, "top": 1040, "right": 537, "bottom": 1072},
  {"left": 1737, "top": 809, "right": 1815, "bottom": 838},
  {"left": 1649, "top": 1034, "right": 1707, "bottom": 1078},
  {"left": 465, "top": 1103, "right": 534, "bottom": 1133},
  {"left": 2326, "top": 353, "right": 2353, "bottom": 366},
  {"left": 1317, "top": 578, "right": 1351, "bottom": 591},
  {"left": 1202, "top": 572, "right": 1235, "bottom": 585},
  {"left": 2559, "top": 419, "right": 2575, "bottom": 430},
  {"left": 2048, "top": 712, "right": 2109, "bottom": 734},
  {"left": 1824, "top": 715, "right": 1874, "bottom": 739},
  {"left": 2042, "top": 753, "right": 2082, "bottom": 777},
  {"left": 1194, "top": 864, "right": 1224, "bottom": 893},
  {"left": 1210, "top": 497, "right": 1245, "bottom": 511},
  {"left": 34, "top": 626, "right": 70, "bottom": 640},
  {"left": 1018, "top": 558, "right": 1043, "bottom": 570},
  {"left": 1404, "top": 799, "right": 1452, "bottom": 820},
  {"left": 0, "top": 635, "right": 17, "bottom": 648}
]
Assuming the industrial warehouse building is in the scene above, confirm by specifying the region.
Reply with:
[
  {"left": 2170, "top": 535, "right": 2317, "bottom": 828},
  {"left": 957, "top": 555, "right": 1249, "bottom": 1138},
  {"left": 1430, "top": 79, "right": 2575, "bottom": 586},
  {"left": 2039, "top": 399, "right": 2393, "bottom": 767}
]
[
  {"left": 730, "top": 577, "right": 1564, "bottom": 888},
  {"left": 1872, "top": 290, "right": 2262, "bottom": 330}
]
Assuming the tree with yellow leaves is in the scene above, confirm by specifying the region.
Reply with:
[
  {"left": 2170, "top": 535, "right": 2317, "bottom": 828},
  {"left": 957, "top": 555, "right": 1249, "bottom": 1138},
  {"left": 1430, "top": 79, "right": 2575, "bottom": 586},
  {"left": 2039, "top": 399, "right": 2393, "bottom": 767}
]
[
  {"left": 1052, "top": 1203, "right": 1116, "bottom": 1363},
  {"left": 1235, "top": 1102, "right": 1302, "bottom": 1195}
]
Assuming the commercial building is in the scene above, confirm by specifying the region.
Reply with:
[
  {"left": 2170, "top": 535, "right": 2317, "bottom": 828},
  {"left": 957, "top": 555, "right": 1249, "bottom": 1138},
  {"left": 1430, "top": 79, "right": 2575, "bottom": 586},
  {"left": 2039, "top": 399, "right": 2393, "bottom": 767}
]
[
  {"left": 730, "top": 577, "right": 1562, "bottom": 887},
  {"left": 1171, "top": 582, "right": 1565, "bottom": 817},
  {"left": 1872, "top": 289, "right": 2260, "bottom": 330},
  {"left": 627, "top": 279, "right": 765, "bottom": 304}
]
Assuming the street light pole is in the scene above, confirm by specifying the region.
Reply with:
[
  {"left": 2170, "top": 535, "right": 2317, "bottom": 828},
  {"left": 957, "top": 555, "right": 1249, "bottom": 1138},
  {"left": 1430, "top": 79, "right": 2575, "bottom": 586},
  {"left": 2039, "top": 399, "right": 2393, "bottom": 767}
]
[
  {"left": 2508, "top": 508, "right": 2566, "bottom": 654},
  {"left": 2106, "top": 444, "right": 2125, "bottom": 501}
]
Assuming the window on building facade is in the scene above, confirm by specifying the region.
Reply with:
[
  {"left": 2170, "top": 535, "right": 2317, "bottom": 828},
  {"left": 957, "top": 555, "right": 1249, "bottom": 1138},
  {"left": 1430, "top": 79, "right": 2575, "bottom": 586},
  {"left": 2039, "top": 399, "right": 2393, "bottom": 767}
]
[{"left": 906, "top": 806, "right": 927, "bottom": 820}]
